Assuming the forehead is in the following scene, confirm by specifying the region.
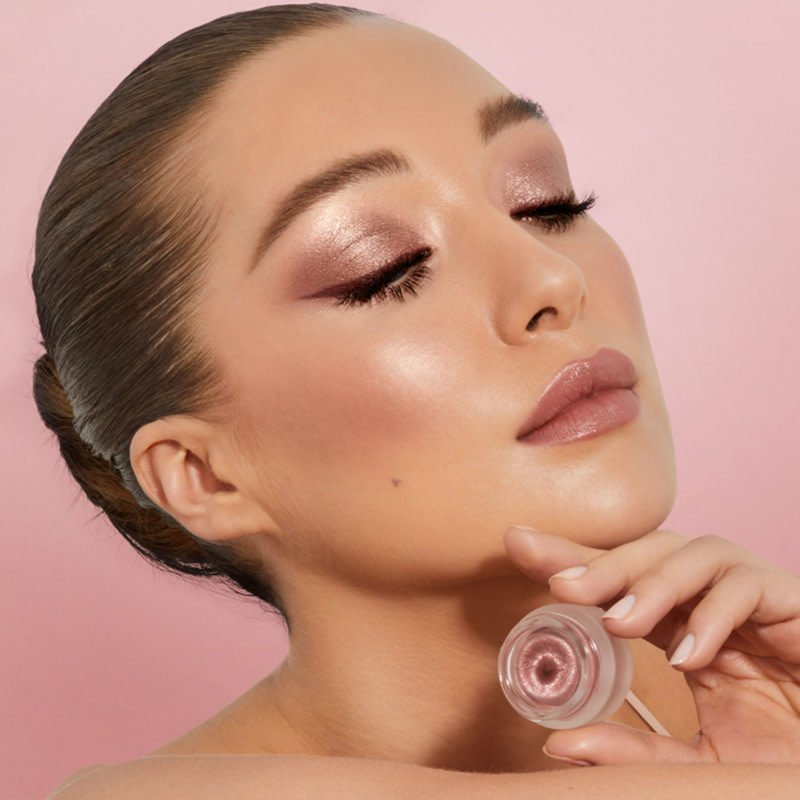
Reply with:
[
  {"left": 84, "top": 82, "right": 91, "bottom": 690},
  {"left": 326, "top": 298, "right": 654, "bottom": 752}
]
[{"left": 192, "top": 19, "right": 510, "bottom": 191}]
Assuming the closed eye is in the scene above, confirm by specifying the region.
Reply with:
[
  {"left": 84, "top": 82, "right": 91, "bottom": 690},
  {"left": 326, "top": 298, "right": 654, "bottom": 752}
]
[
  {"left": 511, "top": 191, "right": 596, "bottom": 233},
  {"left": 320, "top": 247, "right": 434, "bottom": 307}
]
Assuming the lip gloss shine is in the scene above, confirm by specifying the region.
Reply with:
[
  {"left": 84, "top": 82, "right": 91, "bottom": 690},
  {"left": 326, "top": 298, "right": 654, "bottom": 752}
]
[
  {"left": 498, "top": 604, "right": 633, "bottom": 730},
  {"left": 517, "top": 349, "right": 640, "bottom": 447}
]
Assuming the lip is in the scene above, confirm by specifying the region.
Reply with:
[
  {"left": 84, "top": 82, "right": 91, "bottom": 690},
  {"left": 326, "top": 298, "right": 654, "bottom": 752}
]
[{"left": 517, "top": 349, "right": 640, "bottom": 446}]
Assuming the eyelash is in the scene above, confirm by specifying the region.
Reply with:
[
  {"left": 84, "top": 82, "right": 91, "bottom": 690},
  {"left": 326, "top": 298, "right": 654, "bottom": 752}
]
[
  {"left": 334, "top": 248, "right": 434, "bottom": 307},
  {"left": 512, "top": 191, "right": 597, "bottom": 233},
  {"left": 333, "top": 191, "right": 596, "bottom": 307}
]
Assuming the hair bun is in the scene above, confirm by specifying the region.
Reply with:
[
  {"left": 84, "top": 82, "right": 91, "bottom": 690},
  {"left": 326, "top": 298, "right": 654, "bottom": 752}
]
[
  {"left": 33, "top": 352, "right": 281, "bottom": 611},
  {"left": 34, "top": 352, "right": 116, "bottom": 508},
  {"left": 34, "top": 352, "right": 212, "bottom": 576}
]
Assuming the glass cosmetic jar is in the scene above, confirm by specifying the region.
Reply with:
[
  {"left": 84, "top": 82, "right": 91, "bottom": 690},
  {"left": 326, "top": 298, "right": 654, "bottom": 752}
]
[{"left": 498, "top": 604, "right": 633, "bottom": 730}]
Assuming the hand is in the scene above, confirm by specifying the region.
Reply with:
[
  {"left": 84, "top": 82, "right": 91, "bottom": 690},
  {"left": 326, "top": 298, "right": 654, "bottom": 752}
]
[{"left": 504, "top": 527, "right": 800, "bottom": 765}]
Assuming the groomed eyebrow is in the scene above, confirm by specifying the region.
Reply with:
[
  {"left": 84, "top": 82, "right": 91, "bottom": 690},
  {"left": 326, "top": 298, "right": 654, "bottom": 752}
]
[
  {"left": 251, "top": 94, "right": 547, "bottom": 269},
  {"left": 251, "top": 149, "right": 409, "bottom": 270},
  {"left": 478, "top": 94, "right": 548, "bottom": 144}
]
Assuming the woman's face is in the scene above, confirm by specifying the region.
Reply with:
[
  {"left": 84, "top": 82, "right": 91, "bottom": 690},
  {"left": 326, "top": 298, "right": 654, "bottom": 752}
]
[{"left": 189, "top": 18, "right": 675, "bottom": 590}]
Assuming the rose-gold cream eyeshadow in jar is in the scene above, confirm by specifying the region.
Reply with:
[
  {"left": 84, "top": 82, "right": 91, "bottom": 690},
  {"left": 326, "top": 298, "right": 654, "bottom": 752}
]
[{"left": 498, "top": 604, "right": 633, "bottom": 729}]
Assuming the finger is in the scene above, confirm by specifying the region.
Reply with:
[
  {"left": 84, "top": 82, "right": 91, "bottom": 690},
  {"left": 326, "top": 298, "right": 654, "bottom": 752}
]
[
  {"left": 503, "top": 527, "right": 603, "bottom": 583},
  {"left": 506, "top": 528, "right": 800, "bottom": 667},
  {"left": 503, "top": 527, "right": 689, "bottom": 651},
  {"left": 666, "top": 565, "right": 800, "bottom": 670},
  {"left": 546, "top": 529, "right": 688, "bottom": 608},
  {"left": 664, "top": 566, "right": 765, "bottom": 670},
  {"left": 544, "top": 722, "right": 710, "bottom": 766},
  {"left": 599, "top": 536, "right": 792, "bottom": 645}
]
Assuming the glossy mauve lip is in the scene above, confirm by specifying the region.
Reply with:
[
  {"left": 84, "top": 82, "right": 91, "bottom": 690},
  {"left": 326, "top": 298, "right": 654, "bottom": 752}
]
[{"left": 517, "top": 349, "right": 640, "bottom": 446}]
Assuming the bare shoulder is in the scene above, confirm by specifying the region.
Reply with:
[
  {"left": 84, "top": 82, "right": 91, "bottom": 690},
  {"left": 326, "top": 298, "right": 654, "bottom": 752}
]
[
  {"left": 46, "top": 674, "right": 304, "bottom": 798},
  {"left": 151, "top": 674, "right": 308, "bottom": 757},
  {"left": 44, "top": 757, "right": 800, "bottom": 800}
]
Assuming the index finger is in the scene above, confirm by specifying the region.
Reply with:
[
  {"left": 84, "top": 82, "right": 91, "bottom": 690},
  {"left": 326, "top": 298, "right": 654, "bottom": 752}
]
[{"left": 503, "top": 526, "right": 604, "bottom": 583}]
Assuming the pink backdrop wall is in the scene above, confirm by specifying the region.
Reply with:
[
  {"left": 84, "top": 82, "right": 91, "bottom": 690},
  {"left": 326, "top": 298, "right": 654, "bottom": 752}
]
[{"left": 3, "top": 2, "right": 798, "bottom": 797}]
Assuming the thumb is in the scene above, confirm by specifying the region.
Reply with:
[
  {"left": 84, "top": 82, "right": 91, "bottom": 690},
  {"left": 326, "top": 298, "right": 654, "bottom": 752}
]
[{"left": 544, "top": 722, "right": 706, "bottom": 766}]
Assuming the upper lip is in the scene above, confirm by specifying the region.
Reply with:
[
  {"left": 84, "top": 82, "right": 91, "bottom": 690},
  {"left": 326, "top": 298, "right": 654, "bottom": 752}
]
[{"left": 517, "top": 348, "right": 638, "bottom": 440}]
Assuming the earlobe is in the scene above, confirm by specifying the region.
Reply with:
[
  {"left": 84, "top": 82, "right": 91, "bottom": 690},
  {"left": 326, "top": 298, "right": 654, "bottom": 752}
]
[{"left": 130, "top": 416, "right": 277, "bottom": 542}]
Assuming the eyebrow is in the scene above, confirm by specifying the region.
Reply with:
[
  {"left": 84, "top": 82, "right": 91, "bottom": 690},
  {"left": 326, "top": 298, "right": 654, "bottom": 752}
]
[
  {"left": 478, "top": 94, "right": 548, "bottom": 144},
  {"left": 251, "top": 93, "right": 546, "bottom": 269}
]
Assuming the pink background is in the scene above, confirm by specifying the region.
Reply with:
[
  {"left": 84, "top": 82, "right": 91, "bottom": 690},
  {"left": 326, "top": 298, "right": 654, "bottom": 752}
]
[{"left": 3, "top": 2, "right": 799, "bottom": 797}]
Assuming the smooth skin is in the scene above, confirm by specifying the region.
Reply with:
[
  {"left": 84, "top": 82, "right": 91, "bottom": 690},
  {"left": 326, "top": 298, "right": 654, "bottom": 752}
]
[
  {"left": 53, "top": 530, "right": 800, "bottom": 799},
  {"left": 53, "top": 16, "right": 800, "bottom": 799}
]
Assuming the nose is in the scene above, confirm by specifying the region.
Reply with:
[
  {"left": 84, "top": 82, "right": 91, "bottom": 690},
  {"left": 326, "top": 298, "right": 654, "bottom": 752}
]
[{"left": 487, "top": 224, "right": 588, "bottom": 345}]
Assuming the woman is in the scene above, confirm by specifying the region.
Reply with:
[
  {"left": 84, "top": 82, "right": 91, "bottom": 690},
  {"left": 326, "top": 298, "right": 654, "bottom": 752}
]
[{"left": 31, "top": 5, "right": 800, "bottom": 798}]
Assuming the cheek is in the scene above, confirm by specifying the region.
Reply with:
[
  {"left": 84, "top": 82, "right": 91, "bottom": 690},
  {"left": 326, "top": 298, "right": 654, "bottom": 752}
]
[
  {"left": 226, "top": 319, "right": 498, "bottom": 576},
  {"left": 233, "top": 325, "right": 466, "bottom": 473}
]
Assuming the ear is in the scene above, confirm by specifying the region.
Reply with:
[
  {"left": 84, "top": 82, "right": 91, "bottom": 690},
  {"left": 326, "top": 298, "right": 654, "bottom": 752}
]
[{"left": 130, "top": 416, "right": 278, "bottom": 542}]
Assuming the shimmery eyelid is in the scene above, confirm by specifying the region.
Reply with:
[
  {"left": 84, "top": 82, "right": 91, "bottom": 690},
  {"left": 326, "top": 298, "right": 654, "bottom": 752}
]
[
  {"left": 504, "top": 175, "right": 562, "bottom": 210},
  {"left": 289, "top": 212, "right": 428, "bottom": 299}
]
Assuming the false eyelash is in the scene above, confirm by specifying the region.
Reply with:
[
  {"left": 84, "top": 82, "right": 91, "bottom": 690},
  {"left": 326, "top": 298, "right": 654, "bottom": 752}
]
[
  {"left": 335, "top": 247, "right": 434, "bottom": 307},
  {"left": 511, "top": 191, "right": 597, "bottom": 233}
]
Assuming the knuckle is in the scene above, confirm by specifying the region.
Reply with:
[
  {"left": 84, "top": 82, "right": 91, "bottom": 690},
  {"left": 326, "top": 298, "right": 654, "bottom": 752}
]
[
  {"left": 690, "top": 533, "right": 728, "bottom": 550},
  {"left": 649, "top": 529, "right": 688, "bottom": 549}
]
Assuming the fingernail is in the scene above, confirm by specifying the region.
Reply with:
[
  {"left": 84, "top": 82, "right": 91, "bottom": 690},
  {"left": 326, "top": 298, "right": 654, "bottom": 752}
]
[
  {"left": 506, "top": 525, "right": 539, "bottom": 538},
  {"left": 669, "top": 633, "right": 695, "bottom": 666},
  {"left": 542, "top": 745, "right": 593, "bottom": 767},
  {"left": 549, "top": 565, "right": 588, "bottom": 583},
  {"left": 603, "top": 594, "right": 637, "bottom": 620}
]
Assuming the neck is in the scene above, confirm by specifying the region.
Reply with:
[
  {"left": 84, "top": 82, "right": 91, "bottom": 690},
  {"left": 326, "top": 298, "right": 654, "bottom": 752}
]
[{"left": 268, "top": 570, "right": 568, "bottom": 772}]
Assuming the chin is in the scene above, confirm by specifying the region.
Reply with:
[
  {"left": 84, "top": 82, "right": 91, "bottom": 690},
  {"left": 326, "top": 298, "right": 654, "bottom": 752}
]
[
  {"left": 516, "top": 440, "right": 677, "bottom": 551},
  {"left": 553, "top": 471, "right": 676, "bottom": 550},
  {"left": 570, "top": 413, "right": 677, "bottom": 548}
]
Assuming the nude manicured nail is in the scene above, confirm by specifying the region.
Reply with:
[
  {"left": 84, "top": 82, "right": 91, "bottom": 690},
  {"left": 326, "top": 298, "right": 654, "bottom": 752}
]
[
  {"left": 505, "top": 525, "right": 542, "bottom": 544},
  {"left": 603, "top": 594, "right": 636, "bottom": 620},
  {"left": 549, "top": 566, "right": 587, "bottom": 583},
  {"left": 542, "top": 745, "right": 593, "bottom": 767},
  {"left": 669, "top": 633, "right": 695, "bottom": 666}
]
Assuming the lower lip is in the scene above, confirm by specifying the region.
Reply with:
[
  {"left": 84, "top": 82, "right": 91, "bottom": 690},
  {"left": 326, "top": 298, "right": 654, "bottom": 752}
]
[{"left": 520, "top": 387, "right": 640, "bottom": 446}]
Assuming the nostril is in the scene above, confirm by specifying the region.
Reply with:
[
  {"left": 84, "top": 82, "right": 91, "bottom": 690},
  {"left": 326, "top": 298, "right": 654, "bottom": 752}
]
[{"left": 526, "top": 306, "right": 557, "bottom": 332}]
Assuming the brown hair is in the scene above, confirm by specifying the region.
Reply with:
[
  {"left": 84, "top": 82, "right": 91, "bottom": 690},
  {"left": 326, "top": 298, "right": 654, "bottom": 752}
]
[{"left": 32, "top": 4, "right": 377, "bottom": 618}]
